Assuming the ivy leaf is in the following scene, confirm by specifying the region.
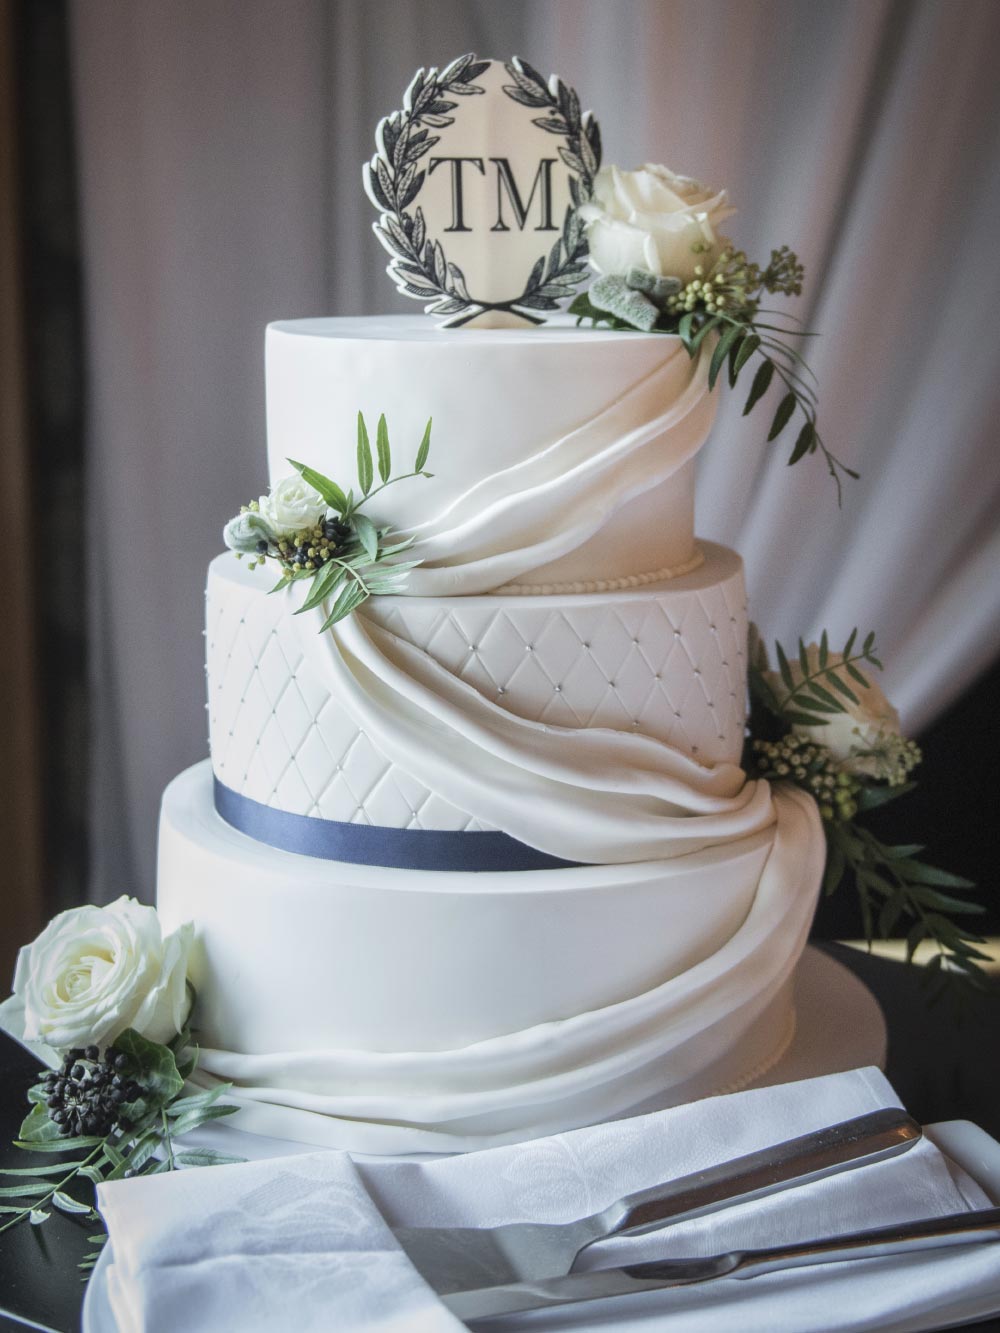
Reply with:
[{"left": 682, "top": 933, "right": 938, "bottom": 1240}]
[
  {"left": 287, "top": 460, "right": 348, "bottom": 514},
  {"left": 743, "top": 359, "right": 774, "bottom": 415},
  {"left": 414, "top": 417, "right": 433, "bottom": 472},
  {"left": 17, "top": 1103, "right": 67, "bottom": 1145},
  {"left": 113, "top": 1029, "right": 184, "bottom": 1106},
  {"left": 767, "top": 392, "right": 797, "bottom": 442},
  {"left": 352, "top": 513, "right": 379, "bottom": 562},
  {"left": 376, "top": 414, "right": 391, "bottom": 483}
]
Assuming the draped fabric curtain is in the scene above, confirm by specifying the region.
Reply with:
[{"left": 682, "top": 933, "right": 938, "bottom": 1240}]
[{"left": 68, "top": 0, "right": 1000, "bottom": 903}]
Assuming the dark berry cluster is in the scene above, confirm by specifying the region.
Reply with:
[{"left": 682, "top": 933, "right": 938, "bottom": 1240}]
[
  {"left": 275, "top": 517, "right": 355, "bottom": 573},
  {"left": 40, "top": 1046, "right": 142, "bottom": 1138}
]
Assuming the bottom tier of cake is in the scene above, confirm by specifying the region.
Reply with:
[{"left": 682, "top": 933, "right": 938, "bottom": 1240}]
[{"left": 156, "top": 762, "right": 824, "bottom": 1154}]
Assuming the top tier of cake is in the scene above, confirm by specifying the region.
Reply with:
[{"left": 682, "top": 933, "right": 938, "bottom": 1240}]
[{"left": 265, "top": 316, "right": 716, "bottom": 591}]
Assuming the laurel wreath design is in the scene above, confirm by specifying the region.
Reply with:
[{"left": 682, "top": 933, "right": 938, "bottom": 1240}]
[{"left": 363, "top": 53, "right": 601, "bottom": 327}]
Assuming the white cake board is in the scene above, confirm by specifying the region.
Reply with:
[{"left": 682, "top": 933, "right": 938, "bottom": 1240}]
[{"left": 170, "top": 945, "right": 887, "bottom": 1164}]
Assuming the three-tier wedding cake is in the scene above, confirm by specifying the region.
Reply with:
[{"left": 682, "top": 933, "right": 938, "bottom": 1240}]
[{"left": 154, "top": 56, "right": 827, "bottom": 1154}]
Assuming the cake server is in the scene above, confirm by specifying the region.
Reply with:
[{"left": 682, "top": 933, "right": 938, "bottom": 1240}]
[
  {"left": 442, "top": 1205, "right": 1000, "bottom": 1322},
  {"left": 393, "top": 1106, "right": 920, "bottom": 1294}
]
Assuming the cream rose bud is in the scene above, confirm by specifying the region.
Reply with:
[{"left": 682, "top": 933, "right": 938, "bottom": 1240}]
[
  {"left": 579, "top": 164, "right": 735, "bottom": 284},
  {"left": 764, "top": 646, "right": 904, "bottom": 777},
  {"left": 13, "top": 897, "right": 194, "bottom": 1051},
  {"left": 258, "top": 475, "right": 327, "bottom": 537}
]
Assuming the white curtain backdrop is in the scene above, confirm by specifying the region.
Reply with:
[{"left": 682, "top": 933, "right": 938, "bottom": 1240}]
[{"left": 68, "top": 0, "right": 1000, "bottom": 903}]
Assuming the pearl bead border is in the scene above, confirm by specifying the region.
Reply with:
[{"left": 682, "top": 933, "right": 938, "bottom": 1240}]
[{"left": 495, "top": 547, "right": 706, "bottom": 596}]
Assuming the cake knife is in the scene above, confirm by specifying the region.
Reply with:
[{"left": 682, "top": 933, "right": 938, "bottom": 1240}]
[
  {"left": 393, "top": 1106, "right": 920, "bottom": 1294},
  {"left": 441, "top": 1205, "right": 1000, "bottom": 1322}
]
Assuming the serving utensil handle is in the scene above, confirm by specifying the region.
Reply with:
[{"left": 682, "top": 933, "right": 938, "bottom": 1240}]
[
  {"left": 630, "top": 1205, "right": 1000, "bottom": 1282},
  {"left": 611, "top": 1106, "right": 921, "bottom": 1240}
]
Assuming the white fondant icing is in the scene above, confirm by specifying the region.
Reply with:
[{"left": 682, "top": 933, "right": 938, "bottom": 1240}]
[
  {"left": 157, "top": 767, "right": 823, "bottom": 1153},
  {"left": 207, "top": 543, "right": 749, "bottom": 832},
  {"left": 264, "top": 316, "right": 715, "bottom": 590}
]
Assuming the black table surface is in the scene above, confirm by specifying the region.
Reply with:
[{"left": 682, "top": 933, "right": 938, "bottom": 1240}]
[{"left": 1, "top": 943, "right": 998, "bottom": 1332}]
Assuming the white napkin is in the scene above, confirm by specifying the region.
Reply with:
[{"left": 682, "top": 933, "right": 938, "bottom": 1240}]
[
  {"left": 98, "top": 1148, "right": 462, "bottom": 1332},
  {"left": 96, "top": 1067, "right": 1000, "bottom": 1333}
]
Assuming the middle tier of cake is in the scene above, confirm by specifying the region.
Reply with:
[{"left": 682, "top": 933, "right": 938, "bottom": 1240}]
[{"left": 206, "top": 540, "right": 748, "bottom": 835}]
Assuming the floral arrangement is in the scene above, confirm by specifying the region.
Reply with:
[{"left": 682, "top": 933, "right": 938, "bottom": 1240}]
[
  {"left": 746, "top": 630, "right": 987, "bottom": 988},
  {"left": 224, "top": 411, "right": 432, "bottom": 629},
  {"left": 569, "top": 163, "right": 856, "bottom": 497},
  {"left": 0, "top": 898, "right": 240, "bottom": 1271}
]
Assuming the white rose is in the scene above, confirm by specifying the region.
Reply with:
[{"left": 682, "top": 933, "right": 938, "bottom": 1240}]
[
  {"left": 579, "top": 163, "right": 735, "bottom": 284},
  {"left": 12, "top": 897, "right": 194, "bottom": 1051},
  {"left": 258, "top": 475, "right": 327, "bottom": 537},
  {"left": 764, "top": 645, "right": 904, "bottom": 777}
]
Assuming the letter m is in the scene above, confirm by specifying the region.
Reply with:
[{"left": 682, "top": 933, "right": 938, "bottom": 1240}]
[{"left": 489, "top": 158, "right": 559, "bottom": 232}]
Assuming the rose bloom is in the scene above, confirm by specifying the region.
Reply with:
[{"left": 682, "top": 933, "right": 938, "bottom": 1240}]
[
  {"left": 764, "top": 645, "right": 905, "bottom": 778},
  {"left": 13, "top": 897, "right": 194, "bottom": 1051},
  {"left": 258, "top": 474, "right": 327, "bottom": 537},
  {"left": 579, "top": 163, "right": 734, "bottom": 284}
]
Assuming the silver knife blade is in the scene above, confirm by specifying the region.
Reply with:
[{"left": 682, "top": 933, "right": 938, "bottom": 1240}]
[
  {"left": 394, "top": 1107, "right": 921, "bottom": 1294},
  {"left": 442, "top": 1205, "right": 1000, "bottom": 1322}
]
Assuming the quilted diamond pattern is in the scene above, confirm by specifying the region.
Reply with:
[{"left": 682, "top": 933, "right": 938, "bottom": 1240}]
[{"left": 206, "top": 551, "right": 747, "bottom": 831}]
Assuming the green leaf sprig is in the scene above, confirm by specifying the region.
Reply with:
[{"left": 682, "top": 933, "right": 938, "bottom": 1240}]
[
  {"left": 1, "top": 1021, "right": 241, "bottom": 1272},
  {"left": 751, "top": 628, "right": 882, "bottom": 730},
  {"left": 745, "top": 628, "right": 986, "bottom": 990},
  {"left": 570, "top": 244, "right": 858, "bottom": 501},
  {"left": 237, "top": 412, "right": 432, "bottom": 632}
]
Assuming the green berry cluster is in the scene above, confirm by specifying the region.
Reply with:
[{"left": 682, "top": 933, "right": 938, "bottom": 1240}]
[
  {"left": 750, "top": 734, "right": 861, "bottom": 822},
  {"left": 859, "top": 733, "right": 923, "bottom": 788},
  {"left": 761, "top": 244, "right": 805, "bottom": 298},
  {"left": 664, "top": 244, "right": 805, "bottom": 323}
]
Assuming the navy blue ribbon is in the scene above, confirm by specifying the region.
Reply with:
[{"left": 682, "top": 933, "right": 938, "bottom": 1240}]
[{"left": 213, "top": 777, "right": 581, "bottom": 872}]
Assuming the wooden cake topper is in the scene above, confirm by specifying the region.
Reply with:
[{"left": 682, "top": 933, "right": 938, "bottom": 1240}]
[{"left": 364, "top": 54, "right": 601, "bottom": 328}]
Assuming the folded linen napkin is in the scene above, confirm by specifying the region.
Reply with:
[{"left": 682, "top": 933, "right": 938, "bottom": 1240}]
[{"left": 96, "top": 1067, "right": 1000, "bottom": 1333}]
